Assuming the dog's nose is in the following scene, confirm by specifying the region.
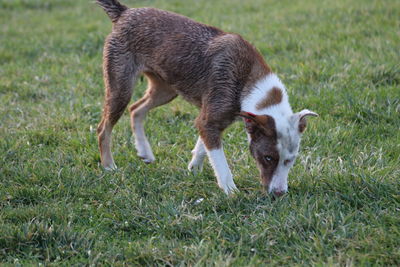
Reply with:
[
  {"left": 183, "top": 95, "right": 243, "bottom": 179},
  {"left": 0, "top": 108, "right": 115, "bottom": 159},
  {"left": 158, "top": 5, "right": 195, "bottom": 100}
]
[{"left": 272, "top": 190, "right": 285, "bottom": 197}]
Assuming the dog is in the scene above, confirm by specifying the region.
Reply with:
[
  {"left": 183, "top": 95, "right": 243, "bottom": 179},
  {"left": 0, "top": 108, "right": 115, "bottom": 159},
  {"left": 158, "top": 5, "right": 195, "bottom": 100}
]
[{"left": 95, "top": 0, "right": 318, "bottom": 195}]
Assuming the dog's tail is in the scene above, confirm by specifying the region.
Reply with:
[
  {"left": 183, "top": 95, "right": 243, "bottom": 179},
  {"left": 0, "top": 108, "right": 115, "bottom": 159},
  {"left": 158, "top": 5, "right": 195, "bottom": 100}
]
[{"left": 96, "top": 0, "right": 128, "bottom": 23}]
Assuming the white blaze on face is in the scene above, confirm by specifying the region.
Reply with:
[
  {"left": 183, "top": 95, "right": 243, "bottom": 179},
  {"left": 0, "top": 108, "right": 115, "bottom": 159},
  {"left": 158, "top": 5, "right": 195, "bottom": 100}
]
[
  {"left": 269, "top": 162, "right": 290, "bottom": 193},
  {"left": 269, "top": 125, "right": 300, "bottom": 194}
]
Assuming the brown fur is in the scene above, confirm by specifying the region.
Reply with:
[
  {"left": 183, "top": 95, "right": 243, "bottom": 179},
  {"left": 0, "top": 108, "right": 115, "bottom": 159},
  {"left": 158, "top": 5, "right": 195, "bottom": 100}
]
[
  {"left": 96, "top": 3, "right": 272, "bottom": 165},
  {"left": 256, "top": 87, "right": 283, "bottom": 110},
  {"left": 298, "top": 117, "right": 307, "bottom": 133}
]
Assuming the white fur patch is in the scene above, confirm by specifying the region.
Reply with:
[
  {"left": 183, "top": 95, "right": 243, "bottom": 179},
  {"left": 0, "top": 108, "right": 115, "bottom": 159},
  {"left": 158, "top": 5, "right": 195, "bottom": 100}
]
[
  {"left": 206, "top": 147, "right": 238, "bottom": 194},
  {"left": 133, "top": 118, "right": 155, "bottom": 163},
  {"left": 241, "top": 74, "right": 293, "bottom": 134},
  {"left": 270, "top": 143, "right": 299, "bottom": 194},
  {"left": 269, "top": 162, "right": 290, "bottom": 193},
  {"left": 188, "top": 136, "right": 206, "bottom": 174},
  {"left": 241, "top": 73, "right": 292, "bottom": 117}
]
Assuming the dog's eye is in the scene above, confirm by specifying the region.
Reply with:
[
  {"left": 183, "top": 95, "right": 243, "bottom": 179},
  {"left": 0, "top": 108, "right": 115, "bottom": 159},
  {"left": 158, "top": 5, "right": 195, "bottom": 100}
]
[{"left": 264, "top": 156, "right": 273, "bottom": 162}]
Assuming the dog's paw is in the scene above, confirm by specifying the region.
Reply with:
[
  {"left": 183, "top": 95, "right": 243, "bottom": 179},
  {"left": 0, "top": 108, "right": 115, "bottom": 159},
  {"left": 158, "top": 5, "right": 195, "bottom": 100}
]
[
  {"left": 135, "top": 141, "right": 155, "bottom": 164},
  {"left": 137, "top": 151, "right": 155, "bottom": 164},
  {"left": 220, "top": 182, "right": 239, "bottom": 195},
  {"left": 139, "top": 155, "right": 155, "bottom": 164},
  {"left": 188, "top": 159, "right": 203, "bottom": 174},
  {"left": 103, "top": 162, "right": 117, "bottom": 171}
]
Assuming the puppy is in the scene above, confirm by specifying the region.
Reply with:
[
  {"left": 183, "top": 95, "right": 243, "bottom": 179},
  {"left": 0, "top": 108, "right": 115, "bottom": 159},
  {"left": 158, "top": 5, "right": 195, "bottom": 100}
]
[{"left": 96, "top": 0, "right": 318, "bottom": 195}]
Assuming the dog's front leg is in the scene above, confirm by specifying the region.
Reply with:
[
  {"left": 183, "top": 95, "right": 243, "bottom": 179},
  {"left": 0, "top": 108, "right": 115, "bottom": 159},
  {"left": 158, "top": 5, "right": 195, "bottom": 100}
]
[
  {"left": 188, "top": 137, "right": 238, "bottom": 194},
  {"left": 195, "top": 108, "right": 238, "bottom": 194},
  {"left": 188, "top": 136, "right": 206, "bottom": 174},
  {"left": 205, "top": 145, "right": 238, "bottom": 195}
]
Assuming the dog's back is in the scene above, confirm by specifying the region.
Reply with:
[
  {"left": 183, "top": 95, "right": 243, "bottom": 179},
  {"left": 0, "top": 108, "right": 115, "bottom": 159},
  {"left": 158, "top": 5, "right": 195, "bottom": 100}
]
[
  {"left": 115, "top": 7, "right": 225, "bottom": 104},
  {"left": 98, "top": 1, "right": 270, "bottom": 107}
]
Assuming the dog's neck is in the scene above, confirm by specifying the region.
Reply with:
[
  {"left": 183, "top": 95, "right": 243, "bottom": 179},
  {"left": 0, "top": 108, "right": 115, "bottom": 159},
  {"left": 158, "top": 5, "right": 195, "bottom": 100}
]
[{"left": 241, "top": 73, "right": 293, "bottom": 128}]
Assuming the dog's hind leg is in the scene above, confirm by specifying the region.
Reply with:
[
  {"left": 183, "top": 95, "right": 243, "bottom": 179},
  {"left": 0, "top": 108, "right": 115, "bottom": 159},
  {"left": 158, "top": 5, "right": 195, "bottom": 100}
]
[
  {"left": 129, "top": 72, "right": 177, "bottom": 163},
  {"left": 97, "top": 36, "right": 138, "bottom": 170}
]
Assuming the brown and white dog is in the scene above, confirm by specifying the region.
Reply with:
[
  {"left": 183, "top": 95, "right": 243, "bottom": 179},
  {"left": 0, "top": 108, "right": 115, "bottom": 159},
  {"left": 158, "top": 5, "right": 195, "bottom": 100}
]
[{"left": 96, "top": 0, "right": 318, "bottom": 195}]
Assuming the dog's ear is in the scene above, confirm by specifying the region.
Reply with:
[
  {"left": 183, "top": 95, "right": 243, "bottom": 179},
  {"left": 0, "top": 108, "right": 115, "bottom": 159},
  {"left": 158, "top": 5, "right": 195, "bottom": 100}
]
[
  {"left": 239, "top": 112, "right": 276, "bottom": 137},
  {"left": 293, "top": 109, "right": 319, "bottom": 133}
]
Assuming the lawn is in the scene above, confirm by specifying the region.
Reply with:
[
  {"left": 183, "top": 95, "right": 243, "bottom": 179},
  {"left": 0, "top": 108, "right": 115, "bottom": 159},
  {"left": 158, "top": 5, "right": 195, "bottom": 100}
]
[{"left": 0, "top": 0, "right": 399, "bottom": 265}]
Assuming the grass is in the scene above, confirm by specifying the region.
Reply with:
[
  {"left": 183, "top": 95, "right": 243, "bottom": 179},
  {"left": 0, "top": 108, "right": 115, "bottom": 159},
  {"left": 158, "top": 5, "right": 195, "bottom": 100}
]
[{"left": 0, "top": 0, "right": 399, "bottom": 265}]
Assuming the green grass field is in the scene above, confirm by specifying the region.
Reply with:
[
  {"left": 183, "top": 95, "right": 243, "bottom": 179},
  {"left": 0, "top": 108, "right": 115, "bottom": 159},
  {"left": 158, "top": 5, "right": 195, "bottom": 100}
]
[{"left": 1, "top": 0, "right": 399, "bottom": 265}]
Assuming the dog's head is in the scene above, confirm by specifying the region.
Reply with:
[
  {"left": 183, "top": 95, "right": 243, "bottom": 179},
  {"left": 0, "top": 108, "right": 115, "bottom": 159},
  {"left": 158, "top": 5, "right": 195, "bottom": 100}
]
[{"left": 239, "top": 110, "right": 318, "bottom": 196}]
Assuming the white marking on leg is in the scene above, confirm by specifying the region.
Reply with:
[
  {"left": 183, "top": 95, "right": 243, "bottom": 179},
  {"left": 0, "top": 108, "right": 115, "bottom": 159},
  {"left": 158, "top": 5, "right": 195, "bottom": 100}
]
[
  {"left": 206, "top": 146, "right": 238, "bottom": 195},
  {"left": 104, "top": 164, "right": 117, "bottom": 171},
  {"left": 188, "top": 136, "right": 206, "bottom": 174},
  {"left": 132, "top": 114, "right": 155, "bottom": 163}
]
